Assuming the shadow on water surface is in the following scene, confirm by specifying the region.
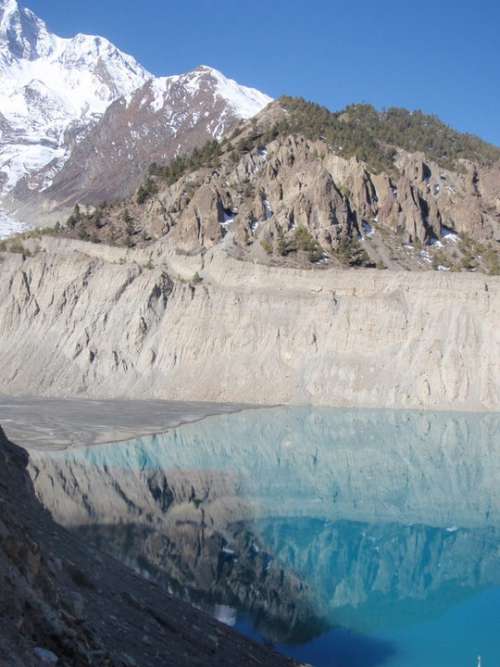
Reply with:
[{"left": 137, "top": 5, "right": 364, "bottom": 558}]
[
  {"left": 72, "top": 520, "right": 397, "bottom": 667},
  {"left": 28, "top": 407, "right": 500, "bottom": 666},
  {"left": 300, "top": 629, "right": 396, "bottom": 667},
  {"left": 238, "top": 616, "right": 397, "bottom": 667},
  {"left": 70, "top": 517, "right": 332, "bottom": 645}
]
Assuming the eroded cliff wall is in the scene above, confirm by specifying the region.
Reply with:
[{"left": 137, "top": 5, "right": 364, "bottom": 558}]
[{"left": 0, "top": 239, "right": 499, "bottom": 410}]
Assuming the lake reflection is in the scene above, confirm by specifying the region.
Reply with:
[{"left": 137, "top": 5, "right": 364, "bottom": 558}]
[{"left": 30, "top": 408, "right": 500, "bottom": 667}]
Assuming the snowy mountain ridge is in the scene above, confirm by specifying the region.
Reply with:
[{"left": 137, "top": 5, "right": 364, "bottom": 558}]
[
  {"left": 143, "top": 65, "right": 272, "bottom": 135},
  {"left": 0, "top": 0, "right": 272, "bottom": 235},
  {"left": 33, "top": 64, "right": 272, "bottom": 208},
  {"left": 0, "top": 0, "right": 151, "bottom": 199}
]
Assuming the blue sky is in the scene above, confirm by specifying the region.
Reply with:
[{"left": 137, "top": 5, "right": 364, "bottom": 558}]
[{"left": 28, "top": 0, "right": 500, "bottom": 145}]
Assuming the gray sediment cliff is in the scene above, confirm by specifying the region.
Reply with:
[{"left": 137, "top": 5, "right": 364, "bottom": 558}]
[{"left": 0, "top": 238, "right": 498, "bottom": 410}]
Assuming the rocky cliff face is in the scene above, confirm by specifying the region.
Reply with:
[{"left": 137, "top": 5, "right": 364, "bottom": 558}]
[
  {"left": 59, "top": 102, "right": 500, "bottom": 274},
  {"left": 0, "top": 238, "right": 498, "bottom": 409}
]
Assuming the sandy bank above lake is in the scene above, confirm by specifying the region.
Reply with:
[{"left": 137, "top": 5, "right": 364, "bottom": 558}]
[{"left": 0, "top": 397, "right": 250, "bottom": 450}]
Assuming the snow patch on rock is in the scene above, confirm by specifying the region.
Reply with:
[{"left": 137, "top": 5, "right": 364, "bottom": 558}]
[{"left": 213, "top": 604, "right": 237, "bottom": 627}]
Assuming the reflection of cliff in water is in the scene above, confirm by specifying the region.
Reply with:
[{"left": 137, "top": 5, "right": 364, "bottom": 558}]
[
  {"left": 253, "top": 517, "right": 500, "bottom": 632},
  {"left": 29, "top": 407, "right": 500, "bottom": 643},
  {"left": 73, "top": 518, "right": 329, "bottom": 644},
  {"left": 31, "top": 461, "right": 328, "bottom": 643}
]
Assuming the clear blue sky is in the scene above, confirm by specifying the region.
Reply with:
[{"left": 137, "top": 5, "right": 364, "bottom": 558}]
[{"left": 28, "top": 0, "right": 500, "bottom": 145}]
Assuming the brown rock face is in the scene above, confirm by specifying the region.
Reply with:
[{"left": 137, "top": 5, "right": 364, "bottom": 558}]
[
  {"left": 36, "top": 66, "right": 271, "bottom": 209},
  {"left": 64, "top": 103, "right": 499, "bottom": 274}
]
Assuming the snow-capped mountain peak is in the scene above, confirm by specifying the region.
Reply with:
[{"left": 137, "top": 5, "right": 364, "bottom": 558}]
[
  {"left": 0, "top": 0, "right": 54, "bottom": 60},
  {"left": 40, "top": 62, "right": 272, "bottom": 206},
  {"left": 124, "top": 64, "right": 272, "bottom": 138},
  {"left": 0, "top": 1, "right": 151, "bottom": 201},
  {"left": 0, "top": 2, "right": 272, "bottom": 234},
  {"left": 191, "top": 65, "right": 272, "bottom": 119},
  {"left": 0, "top": 0, "right": 20, "bottom": 27}
]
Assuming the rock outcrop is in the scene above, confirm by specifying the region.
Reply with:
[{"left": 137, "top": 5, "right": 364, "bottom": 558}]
[
  {"left": 0, "top": 238, "right": 499, "bottom": 410},
  {"left": 58, "top": 103, "right": 500, "bottom": 274}
]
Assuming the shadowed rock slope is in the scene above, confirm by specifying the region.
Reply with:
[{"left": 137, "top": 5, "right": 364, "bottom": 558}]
[{"left": 0, "top": 426, "right": 298, "bottom": 666}]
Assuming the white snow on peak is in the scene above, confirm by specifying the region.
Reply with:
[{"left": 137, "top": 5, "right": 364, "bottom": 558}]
[
  {"left": 0, "top": 0, "right": 19, "bottom": 23},
  {"left": 1, "top": 20, "right": 150, "bottom": 118},
  {"left": 0, "top": 0, "right": 22, "bottom": 31},
  {"left": 0, "top": 0, "right": 151, "bottom": 197},
  {"left": 190, "top": 65, "right": 272, "bottom": 119},
  {"left": 147, "top": 75, "right": 180, "bottom": 112},
  {"left": 0, "top": 4, "right": 272, "bottom": 213},
  {"left": 1, "top": 0, "right": 57, "bottom": 60},
  {"left": 136, "top": 66, "right": 272, "bottom": 122}
]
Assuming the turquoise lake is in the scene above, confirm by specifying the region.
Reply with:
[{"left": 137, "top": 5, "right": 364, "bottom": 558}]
[{"left": 32, "top": 407, "right": 500, "bottom": 667}]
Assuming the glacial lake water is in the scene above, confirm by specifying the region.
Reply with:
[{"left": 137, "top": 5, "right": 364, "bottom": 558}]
[{"left": 30, "top": 407, "right": 500, "bottom": 667}]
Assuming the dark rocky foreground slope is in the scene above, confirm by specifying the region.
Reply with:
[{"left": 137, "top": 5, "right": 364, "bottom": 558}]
[{"left": 0, "top": 426, "right": 298, "bottom": 667}]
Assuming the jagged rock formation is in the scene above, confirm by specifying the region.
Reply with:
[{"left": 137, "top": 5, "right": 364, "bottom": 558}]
[
  {"left": 57, "top": 100, "right": 500, "bottom": 274},
  {"left": 0, "top": 425, "right": 299, "bottom": 666},
  {"left": 0, "top": 238, "right": 498, "bottom": 409}
]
